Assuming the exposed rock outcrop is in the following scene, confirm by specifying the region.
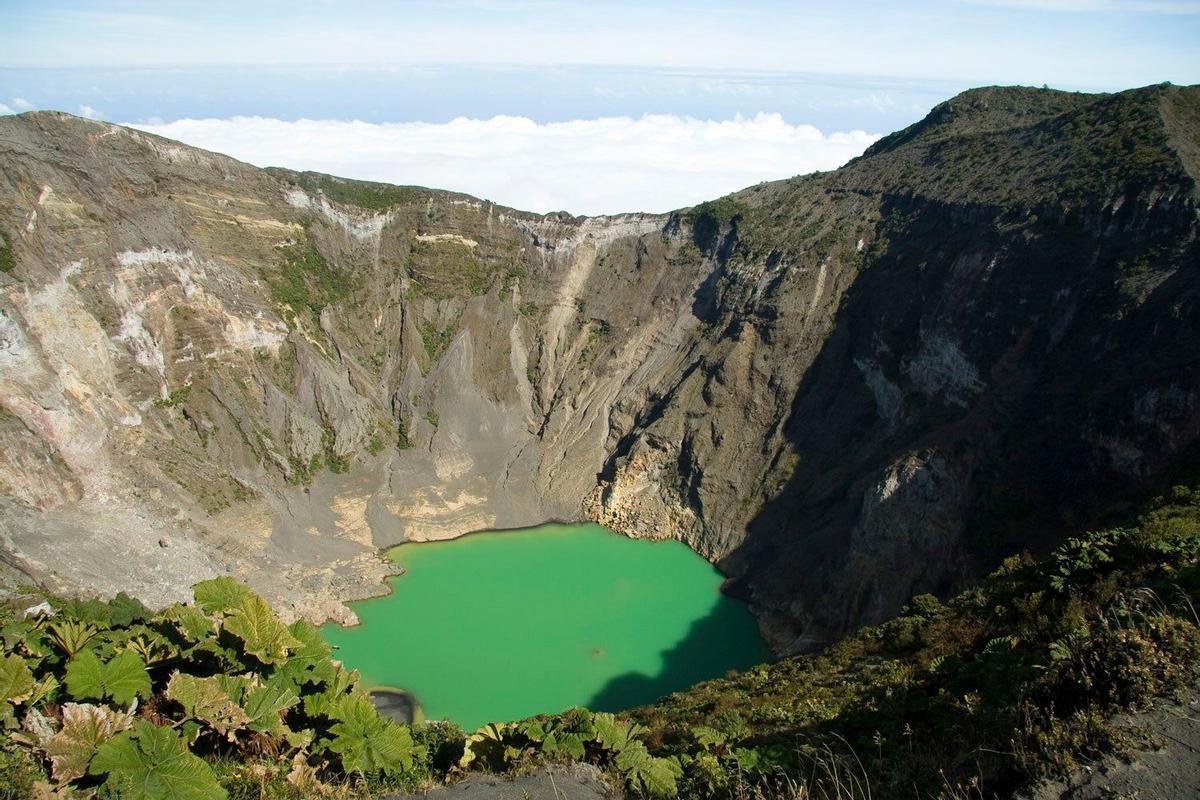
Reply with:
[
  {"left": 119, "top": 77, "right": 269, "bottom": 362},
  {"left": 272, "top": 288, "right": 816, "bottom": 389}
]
[{"left": 0, "top": 84, "right": 1197, "bottom": 651}]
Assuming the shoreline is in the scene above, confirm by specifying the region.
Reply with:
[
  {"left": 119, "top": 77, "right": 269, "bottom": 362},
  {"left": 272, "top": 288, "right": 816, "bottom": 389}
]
[{"left": 327, "top": 517, "right": 782, "bottom": 659}]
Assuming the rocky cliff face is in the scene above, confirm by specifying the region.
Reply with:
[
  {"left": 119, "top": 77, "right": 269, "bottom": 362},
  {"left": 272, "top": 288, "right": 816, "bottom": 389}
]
[{"left": 0, "top": 84, "right": 1197, "bottom": 651}]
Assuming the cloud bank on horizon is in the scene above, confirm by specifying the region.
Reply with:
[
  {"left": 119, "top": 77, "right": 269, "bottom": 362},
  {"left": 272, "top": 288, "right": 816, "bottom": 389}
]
[{"left": 130, "top": 114, "right": 879, "bottom": 216}]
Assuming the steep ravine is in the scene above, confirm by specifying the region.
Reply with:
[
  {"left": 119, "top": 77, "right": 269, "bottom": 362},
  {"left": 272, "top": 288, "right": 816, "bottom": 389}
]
[{"left": 0, "top": 83, "right": 1197, "bottom": 654}]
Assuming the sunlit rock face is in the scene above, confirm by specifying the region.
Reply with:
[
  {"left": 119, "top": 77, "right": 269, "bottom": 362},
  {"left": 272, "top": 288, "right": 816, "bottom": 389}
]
[{"left": 0, "top": 84, "right": 1197, "bottom": 651}]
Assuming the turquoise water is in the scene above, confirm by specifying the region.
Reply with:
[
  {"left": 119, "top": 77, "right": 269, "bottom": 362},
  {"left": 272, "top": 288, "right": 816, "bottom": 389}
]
[{"left": 320, "top": 523, "right": 767, "bottom": 729}]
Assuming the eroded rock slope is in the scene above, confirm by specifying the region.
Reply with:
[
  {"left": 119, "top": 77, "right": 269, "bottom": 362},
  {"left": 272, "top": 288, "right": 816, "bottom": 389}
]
[{"left": 0, "top": 84, "right": 1197, "bottom": 650}]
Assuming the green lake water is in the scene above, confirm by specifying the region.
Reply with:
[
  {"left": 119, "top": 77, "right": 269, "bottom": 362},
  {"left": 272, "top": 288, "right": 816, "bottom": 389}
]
[{"left": 320, "top": 522, "right": 768, "bottom": 729}]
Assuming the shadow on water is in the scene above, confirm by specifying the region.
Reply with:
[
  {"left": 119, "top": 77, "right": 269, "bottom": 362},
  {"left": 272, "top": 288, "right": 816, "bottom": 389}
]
[{"left": 585, "top": 595, "right": 767, "bottom": 713}]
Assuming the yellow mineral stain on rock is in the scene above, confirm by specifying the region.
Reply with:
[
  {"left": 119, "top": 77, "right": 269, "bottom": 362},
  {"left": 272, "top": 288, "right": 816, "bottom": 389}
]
[{"left": 330, "top": 492, "right": 374, "bottom": 547}]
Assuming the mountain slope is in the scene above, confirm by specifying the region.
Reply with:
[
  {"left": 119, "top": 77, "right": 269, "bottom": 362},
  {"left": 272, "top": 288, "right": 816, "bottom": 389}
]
[
  {"left": 0, "top": 84, "right": 1197, "bottom": 652},
  {"left": 588, "top": 82, "right": 1200, "bottom": 649}
]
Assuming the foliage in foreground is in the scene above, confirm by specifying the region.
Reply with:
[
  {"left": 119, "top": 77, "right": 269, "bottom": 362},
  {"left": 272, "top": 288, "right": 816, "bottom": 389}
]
[
  {"left": 2, "top": 482, "right": 1198, "bottom": 799},
  {"left": 0, "top": 579, "right": 678, "bottom": 799},
  {"left": 0, "top": 578, "right": 422, "bottom": 799},
  {"left": 627, "top": 483, "right": 1200, "bottom": 798}
]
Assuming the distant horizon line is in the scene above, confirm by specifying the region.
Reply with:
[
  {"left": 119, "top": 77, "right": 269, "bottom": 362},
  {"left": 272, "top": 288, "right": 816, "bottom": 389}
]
[{"left": 0, "top": 62, "right": 1129, "bottom": 94}]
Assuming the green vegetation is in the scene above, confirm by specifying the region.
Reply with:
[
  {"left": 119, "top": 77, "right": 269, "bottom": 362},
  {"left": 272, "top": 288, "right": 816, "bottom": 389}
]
[
  {"left": 152, "top": 383, "right": 191, "bottom": 409},
  {"left": 321, "top": 428, "right": 351, "bottom": 475},
  {"left": 396, "top": 420, "right": 411, "bottom": 450},
  {"left": 842, "top": 84, "right": 1196, "bottom": 209},
  {"left": 266, "top": 241, "right": 355, "bottom": 324},
  {"left": 418, "top": 320, "right": 456, "bottom": 362},
  {"left": 406, "top": 238, "right": 490, "bottom": 299},
  {"left": 282, "top": 428, "right": 364, "bottom": 484},
  {"left": 455, "top": 709, "right": 681, "bottom": 797},
  {"left": 0, "top": 236, "right": 14, "bottom": 273},
  {"left": 669, "top": 242, "right": 702, "bottom": 264},
  {"left": 1046, "top": 88, "right": 1180, "bottom": 198},
  {"left": 281, "top": 172, "right": 426, "bottom": 212},
  {"left": 0, "top": 580, "right": 682, "bottom": 800},
  {"left": 625, "top": 483, "right": 1200, "bottom": 798},
  {"left": 3, "top": 483, "right": 1197, "bottom": 798},
  {"left": 498, "top": 262, "right": 528, "bottom": 301},
  {"left": 578, "top": 319, "right": 611, "bottom": 365},
  {"left": 256, "top": 344, "right": 298, "bottom": 388},
  {"left": 863, "top": 86, "right": 1098, "bottom": 159},
  {"left": 683, "top": 197, "right": 749, "bottom": 229},
  {"left": 424, "top": 411, "right": 439, "bottom": 429},
  {"left": 286, "top": 453, "right": 324, "bottom": 487},
  {"left": 0, "top": 580, "right": 424, "bottom": 799},
  {"left": 684, "top": 197, "right": 749, "bottom": 251}
]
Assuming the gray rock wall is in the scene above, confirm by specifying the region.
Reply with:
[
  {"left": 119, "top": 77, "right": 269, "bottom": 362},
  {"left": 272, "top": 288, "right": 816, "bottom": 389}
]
[{"left": 0, "top": 85, "right": 1197, "bottom": 652}]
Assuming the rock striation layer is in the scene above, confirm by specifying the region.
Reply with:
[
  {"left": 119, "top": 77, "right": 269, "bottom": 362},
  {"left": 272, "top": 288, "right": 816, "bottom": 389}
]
[{"left": 0, "top": 84, "right": 1197, "bottom": 651}]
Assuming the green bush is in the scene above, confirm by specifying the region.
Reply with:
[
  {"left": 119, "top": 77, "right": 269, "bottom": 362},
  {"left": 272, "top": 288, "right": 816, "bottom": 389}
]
[
  {"left": 266, "top": 241, "right": 355, "bottom": 324},
  {"left": 0, "top": 237, "right": 14, "bottom": 273},
  {"left": 283, "top": 173, "right": 424, "bottom": 212},
  {"left": 0, "top": 578, "right": 424, "bottom": 799},
  {"left": 626, "top": 483, "right": 1200, "bottom": 798},
  {"left": 3, "top": 475, "right": 1197, "bottom": 800}
]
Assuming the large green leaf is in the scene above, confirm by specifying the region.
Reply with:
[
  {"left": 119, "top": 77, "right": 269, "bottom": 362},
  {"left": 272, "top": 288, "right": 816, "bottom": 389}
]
[
  {"left": 591, "top": 712, "right": 633, "bottom": 752},
  {"left": 458, "top": 722, "right": 519, "bottom": 770},
  {"left": 2, "top": 621, "right": 52, "bottom": 662},
  {"left": 158, "top": 605, "right": 215, "bottom": 644},
  {"left": 286, "top": 620, "right": 332, "bottom": 661},
  {"left": 42, "top": 702, "right": 133, "bottom": 783},
  {"left": 122, "top": 629, "right": 177, "bottom": 667},
  {"left": 65, "top": 650, "right": 150, "bottom": 705},
  {"left": 165, "top": 673, "right": 249, "bottom": 741},
  {"left": 327, "top": 694, "right": 419, "bottom": 776},
  {"left": 106, "top": 651, "right": 154, "bottom": 705},
  {"left": 540, "top": 710, "right": 594, "bottom": 760},
  {"left": 222, "top": 595, "right": 300, "bottom": 666},
  {"left": 63, "top": 651, "right": 104, "bottom": 702},
  {"left": 90, "top": 720, "right": 226, "bottom": 800},
  {"left": 47, "top": 620, "right": 98, "bottom": 657},
  {"left": 0, "top": 654, "right": 34, "bottom": 703},
  {"left": 302, "top": 664, "right": 359, "bottom": 719},
  {"left": 60, "top": 598, "right": 112, "bottom": 626},
  {"left": 302, "top": 691, "right": 334, "bottom": 720},
  {"left": 273, "top": 620, "right": 336, "bottom": 690},
  {"left": 212, "top": 674, "right": 252, "bottom": 706},
  {"left": 107, "top": 593, "right": 151, "bottom": 627},
  {"left": 691, "top": 725, "right": 727, "bottom": 751},
  {"left": 542, "top": 728, "right": 587, "bottom": 760},
  {"left": 27, "top": 675, "right": 60, "bottom": 709},
  {"left": 0, "top": 653, "right": 34, "bottom": 727},
  {"left": 0, "top": 621, "right": 35, "bottom": 654},
  {"left": 240, "top": 677, "right": 298, "bottom": 737},
  {"left": 615, "top": 740, "right": 681, "bottom": 798},
  {"left": 191, "top": 577, "right": 252, "bottom": 615}
]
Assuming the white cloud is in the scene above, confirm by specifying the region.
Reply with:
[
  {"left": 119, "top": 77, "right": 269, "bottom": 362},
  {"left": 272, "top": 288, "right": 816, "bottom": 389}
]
[
  {"left": 0, "top": 104, "right": 13, "bottom": 116},
  {"left": 11, "top": 98, "right": 34, "bottom": 111},
  {"left": 129, "top": 114, "right": 880, "bottom": 215},
  {"left": 78, "top": 104, "right": 104, "bottom": 120}
]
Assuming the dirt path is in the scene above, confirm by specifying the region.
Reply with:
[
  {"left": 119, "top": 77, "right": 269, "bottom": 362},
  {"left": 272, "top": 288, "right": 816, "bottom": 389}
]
[{"left": 1026, "top": 688, "right": 1200, "bottom": 799}]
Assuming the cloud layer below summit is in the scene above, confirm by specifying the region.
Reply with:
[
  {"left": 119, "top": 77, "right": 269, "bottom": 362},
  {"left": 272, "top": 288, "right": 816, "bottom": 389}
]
[{"left": 132, "top": 113, "right": 880, "bottom": 216}]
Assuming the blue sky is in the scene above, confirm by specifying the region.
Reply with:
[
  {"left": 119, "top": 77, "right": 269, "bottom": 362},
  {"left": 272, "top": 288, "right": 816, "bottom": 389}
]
[
  {"left": 2, "top": 1, "right": 1195, "bottom": 128},
  {"left": 1, "top": 1, "right": 1196, "bottom": 213},
  {"left": 2, "top": 1, "right": 1196, "bottom": 85}
]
